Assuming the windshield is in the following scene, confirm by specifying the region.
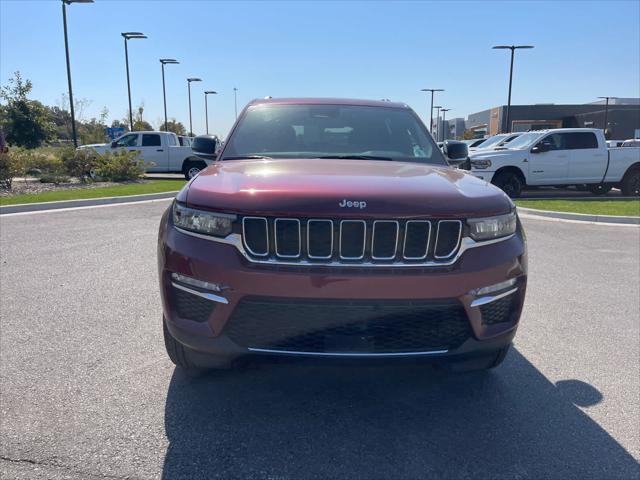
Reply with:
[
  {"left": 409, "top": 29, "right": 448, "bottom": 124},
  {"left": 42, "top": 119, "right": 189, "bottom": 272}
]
[
  {"left": 502, "top": 132, "right": 545, "bottom": 149},
  {"left": 473, "top": 134, "right": 508, "bottom": 149},
  {"left": 221, "top": 104, "right": 446, "bottom": 165}
]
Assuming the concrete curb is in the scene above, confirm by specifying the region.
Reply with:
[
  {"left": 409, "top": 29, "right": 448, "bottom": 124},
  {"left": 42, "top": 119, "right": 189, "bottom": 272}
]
[
  {"left": 0, "top": 190, "right": 179, "bottom": 215},
  {"left": 517, "top": 206, "right": 640, "bottom": 225}
]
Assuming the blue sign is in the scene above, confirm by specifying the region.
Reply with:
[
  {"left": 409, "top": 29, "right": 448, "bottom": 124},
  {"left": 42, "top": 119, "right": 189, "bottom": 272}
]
[{"left": 106, "top": 127, "right": 125, "bottom": 140}]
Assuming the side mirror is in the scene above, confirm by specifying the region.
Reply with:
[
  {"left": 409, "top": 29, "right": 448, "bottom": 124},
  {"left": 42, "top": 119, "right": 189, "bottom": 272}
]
[
  {"left": 531, "top": 144, "right": 549, "bottom": 154},
  {"left": 191, "top": 136, "right": 218, "bottom": 160},
  {"left": 443, "top": 141, "right": 469, "bottom": 160},
  {"left": 459, "top": 158, "right": 471, "bottom": 170},
  {"left": 111, "top": 141, "right": 117, "bottom": 148}
]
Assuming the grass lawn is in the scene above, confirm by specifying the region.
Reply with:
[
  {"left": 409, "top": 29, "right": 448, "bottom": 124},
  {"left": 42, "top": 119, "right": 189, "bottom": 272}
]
[
  {"left": 0, "top": 179, "right": 186, "bottom": 206},
  {"left": 516, "top": 199, "right": 640, "bottom": 217}
]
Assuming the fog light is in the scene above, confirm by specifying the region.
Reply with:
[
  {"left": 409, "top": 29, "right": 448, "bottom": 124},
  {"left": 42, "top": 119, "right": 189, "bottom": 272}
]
[
  {"left": 472, "top": 278, "right": 517, "bottom": 297},
  {"left": 171, "top": 273, "right": 226, "bottom": 292}
]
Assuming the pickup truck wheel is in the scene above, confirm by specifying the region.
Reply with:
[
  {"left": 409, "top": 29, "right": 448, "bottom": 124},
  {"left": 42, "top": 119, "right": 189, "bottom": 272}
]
[
  {"left": 437, "top": 344, "right": 511, "bottom": 373},
  {"left": 492, "top": 171, "right": 523, "bottom": 198},
  {"left": 182, "top": 160, "right": 206, "bottom": 180},
  {"left": 587, "top": 184, "right": 612, "bottom": 195},
  {"left": 621, "top": 169, "right": 640, "bottom": 196}
]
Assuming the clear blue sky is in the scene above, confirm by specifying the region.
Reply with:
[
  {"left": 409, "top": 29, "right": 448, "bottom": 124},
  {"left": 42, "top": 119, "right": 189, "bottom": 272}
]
[{"left": 1, "top": 0, "right": 639, "bottom": 138}]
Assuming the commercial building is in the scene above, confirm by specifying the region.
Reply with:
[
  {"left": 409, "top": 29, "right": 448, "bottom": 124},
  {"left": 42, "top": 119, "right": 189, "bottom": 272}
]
[{"left": 464, "top": 98, "right": 640, "bottom": 140}]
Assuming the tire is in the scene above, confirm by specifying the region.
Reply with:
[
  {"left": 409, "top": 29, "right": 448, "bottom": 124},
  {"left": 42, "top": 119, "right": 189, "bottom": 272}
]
[
  {"left": 182, "top": 160, "right": 207, "bottom": 180},
  {"left": 492, "top": 171, "right": 523, "bottom": 198},
  {"left": 587, "top": 183, "right": 612, "bottom": 195},
  {"left": 437, "top": 344, "right": 511, "bottom": 373},
  {"left": 621, "top": 169, "right": 640, "bottom": 197},
  {"left": 163, "top": 320, "right": 207, "bottom": 376}
]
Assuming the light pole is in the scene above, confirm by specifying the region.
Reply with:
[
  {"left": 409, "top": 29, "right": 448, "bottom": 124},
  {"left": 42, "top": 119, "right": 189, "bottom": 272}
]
[
  {"left": 61, "top": 0, "right": 93, "bottom": 148},
  {"left": 204, "top": 91, "right": 217, "bottom": 135},
  {"left": 597, "top": 96, "right": 618, "bottom": 139},
  {"left": 122, "top": 32, "right": 147, "bottom": 131},
  {"left": 187, "top": 78, "right": 202, "bottom": 136},
  {"left": 233, "top": 87, "right": 239, "bottom": 119},
  {"left": 420, "top": 88, "right": 444, "bottom": 135},
  {"left": 160, "top": 59, "right": 179, "bottom": 132},
  {"left": 433, "top": 106, "right": 442, "bottom": 141},
  {"left": 440, "top": 108, "right": 451, "bottom": 141},
  {"left": 492, "top": 45, "right": 534, "bottom": 133}
]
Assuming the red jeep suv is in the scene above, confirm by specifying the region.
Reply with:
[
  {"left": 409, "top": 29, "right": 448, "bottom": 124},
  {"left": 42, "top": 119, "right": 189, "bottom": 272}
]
[{"left": 158, "top": 98, "right": 527, "bottom": 373}]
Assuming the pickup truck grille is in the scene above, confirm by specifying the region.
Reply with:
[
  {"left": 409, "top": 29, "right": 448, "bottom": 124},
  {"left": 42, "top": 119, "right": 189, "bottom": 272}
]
[{"left": 241, "top": 217, "right": 462, "bottom": 265}]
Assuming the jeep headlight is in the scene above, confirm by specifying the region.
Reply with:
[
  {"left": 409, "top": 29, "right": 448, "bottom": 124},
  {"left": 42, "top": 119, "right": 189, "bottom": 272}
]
[
  {"left": 172, "top": 202, "right": 235, "bottom": 237},
  {"left": 471, "top": 158, "right": 492, "bottom": 169},
  {"left": 467, "top": 211, "right": 516, "bottom": 241}
]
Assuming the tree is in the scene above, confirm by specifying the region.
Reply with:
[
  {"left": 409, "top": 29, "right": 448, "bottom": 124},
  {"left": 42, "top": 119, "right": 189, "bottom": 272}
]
[
  {"left": 0, "top": 71, "right": 54, "bottom": 148},
  {"left": 462, "top": 129, "right": 477, "bottom": 140},
  {"left": 133, "top": 120, "right": 153, "bottom": 131},
  {"left": 158, "top": 119, "right": 186, "bottom": 135}
]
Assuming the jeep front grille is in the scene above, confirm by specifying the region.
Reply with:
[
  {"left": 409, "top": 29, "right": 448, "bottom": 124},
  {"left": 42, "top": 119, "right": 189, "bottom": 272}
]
[{"left": 241, "top": 217, "right": 462, "bottom": 265}]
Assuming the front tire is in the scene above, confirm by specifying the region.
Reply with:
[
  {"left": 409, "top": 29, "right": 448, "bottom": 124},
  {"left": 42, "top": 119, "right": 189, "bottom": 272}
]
[
  {"left": 182, "top": 159, "right": 207, "bottom": 180},
  {"left": 437, "top": 345, "right": 511, "bottom": 373},
  {"left": 492, "top": 171, "right": 523, "bottom": 198},
  {"left": 621, "top": 169, "right": 640, "bottom": 196}
]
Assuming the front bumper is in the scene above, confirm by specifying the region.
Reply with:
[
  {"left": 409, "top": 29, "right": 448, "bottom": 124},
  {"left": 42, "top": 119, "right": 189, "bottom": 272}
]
[{"left": 158, "top": 207, "right": 527, "bottom": 361}]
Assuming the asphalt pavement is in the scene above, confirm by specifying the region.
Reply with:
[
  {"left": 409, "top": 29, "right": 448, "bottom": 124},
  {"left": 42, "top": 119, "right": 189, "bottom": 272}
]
[{"left": 0, "top": 201, "right": 638, "bottom": 479}]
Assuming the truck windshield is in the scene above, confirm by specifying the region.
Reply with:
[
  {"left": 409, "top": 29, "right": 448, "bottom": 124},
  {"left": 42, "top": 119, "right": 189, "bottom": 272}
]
[
  {"left": 474, "top": 134, "right": 508, "bottom": 149},
  {"left": 502, "top": 132, "right": 544, "bottom": 149},
  {"left": 220, "top": 104, "right": 446, "bottom": 165}
]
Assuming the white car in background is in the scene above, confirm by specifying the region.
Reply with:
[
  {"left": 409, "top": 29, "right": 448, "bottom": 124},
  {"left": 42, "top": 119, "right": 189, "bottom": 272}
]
[
  {"left": 469, "top": 128, "right": 640, "bottom": 197},
  {"left": 80, "top": 131, "right": 212, "bottom": 179},
  {"left": 469, "top": 133, "right": 523, "bottom": 152}
]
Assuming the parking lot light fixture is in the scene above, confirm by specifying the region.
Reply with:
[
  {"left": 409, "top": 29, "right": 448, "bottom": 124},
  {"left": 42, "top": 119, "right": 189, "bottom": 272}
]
[
  {"left": 187, "top": 78, "right": 202, "bottom": 136},
  {"left": 440, "top": 108, "right": 451, "bottom": 141},
  {"left": 122, "top": 32, "right": 147, "bottom": 131},
  {"left": 61, "top": 0, "right": 93, "bottom": 148},
  {"left": 420, "top": 88, "right": 444, "bottom": 136},
  {"left": 160, "top": 59, "right": 179, "bottom": 132},
  {"left": 433, "top": 105, "right": 442, "bottom": 141},
  {"left": 204, "top": 91, "right": 218, "bottom": 135},
  {"left": 492, "top": 45, "right": 534, "bottom": 133},
  {"left": 597, "top": 96, "right": 618, "bottom": 139}
]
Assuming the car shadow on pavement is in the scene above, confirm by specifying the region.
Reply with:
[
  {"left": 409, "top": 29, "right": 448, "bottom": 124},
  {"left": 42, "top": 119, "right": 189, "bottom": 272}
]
[{"left": 161, "top": 349, "right": 638, "bottom": 480}]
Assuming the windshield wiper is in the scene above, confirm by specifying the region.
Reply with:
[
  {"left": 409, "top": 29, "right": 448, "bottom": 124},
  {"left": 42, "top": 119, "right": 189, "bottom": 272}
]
[
  {"left": 317, "top": 154, "right": 394, "bottom": 161},
  {"left": 221, "top": 155, "right": 273, "bottom": 160}
]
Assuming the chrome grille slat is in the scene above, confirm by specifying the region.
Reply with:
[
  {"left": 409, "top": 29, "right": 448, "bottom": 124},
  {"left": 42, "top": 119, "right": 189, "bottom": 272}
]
[{"left": 241, "top": 216, "right": 464, "bottom": 265}]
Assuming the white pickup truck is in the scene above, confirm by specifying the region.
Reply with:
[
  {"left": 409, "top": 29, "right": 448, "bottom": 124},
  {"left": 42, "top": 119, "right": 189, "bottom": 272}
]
[
  {"left": 80, "top": 131, "right": 213, "bottom": 179},
  {"left": 468, "top": 128, "right": 640, "bottom": 197}
]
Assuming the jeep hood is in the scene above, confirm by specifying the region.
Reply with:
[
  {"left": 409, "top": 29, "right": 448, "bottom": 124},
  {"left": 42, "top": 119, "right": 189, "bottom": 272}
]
[{"left": 183, "top": 159, "right": 513, "bottom": 218}]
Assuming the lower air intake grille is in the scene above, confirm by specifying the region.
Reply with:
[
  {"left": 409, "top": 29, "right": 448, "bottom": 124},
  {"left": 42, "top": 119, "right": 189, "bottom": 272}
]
[
  {"left": 480, "top": 294, "right": 516, "bottom": 325},
  {"left": 173, "top": 287, "right": 216, "bottom": 323},
  {"left": 225, "top": 297, "right": 472, "bottom": 353}
]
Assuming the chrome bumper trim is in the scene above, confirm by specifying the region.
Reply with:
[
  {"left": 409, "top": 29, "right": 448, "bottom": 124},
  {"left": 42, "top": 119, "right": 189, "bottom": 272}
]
[
  {"left": 171, "top": 282, "right": 229, "bottom": 305},
  {"left": 174, "top": 226, "right": 515, "bottom": 268},
  {"left": 470, "top": 287, "right": 518, "bottom": 308},
  {"left": 247, "top": 347, "right": 449, "bottom": 357}
]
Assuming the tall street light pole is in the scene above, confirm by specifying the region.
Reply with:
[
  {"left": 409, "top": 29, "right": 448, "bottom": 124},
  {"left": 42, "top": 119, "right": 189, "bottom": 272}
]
[
  {"left": 433, "top": 106, "right": 442, "bottom": 141},
  {"left": 233, "top": 87, "right": 238, "bottom": 119},
  {"left": 597, "top": 96, "right": 618, "bottom": 139},
  {"left": 159, "top": 59, "right": 179, "bottom": 132},
  {"left": 420, "top": 88, "right": 444, "bottom": 136},
  {"left": 187, "top": 78, "right": 202, "bottom": 136},
  {"left": 122, "top": 32, "right": 147, "bottom": 131},
  {"left": 492, "top": 45, "right": 534, "bottom": 133},
  {"left": 61, "top": 0, "right": 93, "bottom": 148},
  {"left": 440, "top": 108, "right": 451, "bottom": 141},
  {"left": 204, "top": 91, "right": 217, "bottom": 135}
]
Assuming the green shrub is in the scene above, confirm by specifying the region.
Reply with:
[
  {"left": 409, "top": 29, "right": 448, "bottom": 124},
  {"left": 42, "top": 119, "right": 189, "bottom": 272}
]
[
  {"left": 0, "top": 148, "right": 28, "bottom": 189},
  {"left": 39, "top": 173, "right": 70, "bottom": 184},
  {"left": 24, "top": 150, "right": 64, "bottom": 176},
  {"left": 94, "top": 150, "right": 145, "bottom": 181},
  {"left": 60, "top": 147, "right": 101, "bottom": 180}
]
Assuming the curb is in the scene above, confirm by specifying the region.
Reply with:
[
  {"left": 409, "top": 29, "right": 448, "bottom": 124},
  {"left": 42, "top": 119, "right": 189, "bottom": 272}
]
[
  {"left": 517, "top": 206, "right": 640, "bottom": 225},
  {"left": 0, "top": 190, "right": 179, "bottom": 215}
]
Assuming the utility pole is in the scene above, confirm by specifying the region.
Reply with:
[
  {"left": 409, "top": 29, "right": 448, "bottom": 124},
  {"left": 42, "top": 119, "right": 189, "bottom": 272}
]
[
  {"left": 420, "top": 88, "right": 444, "bottom": 135},
  {"left": 492, "top": 45, "right": 534, "bottom": 133}
]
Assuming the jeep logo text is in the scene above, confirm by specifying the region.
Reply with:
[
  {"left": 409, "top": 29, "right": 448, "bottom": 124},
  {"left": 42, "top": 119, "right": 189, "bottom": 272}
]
[{"left": 339, "top": 199, "right": 367, "bottom": 209}]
